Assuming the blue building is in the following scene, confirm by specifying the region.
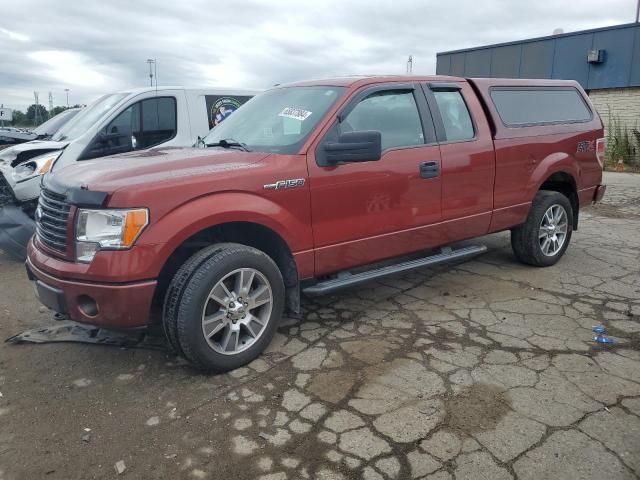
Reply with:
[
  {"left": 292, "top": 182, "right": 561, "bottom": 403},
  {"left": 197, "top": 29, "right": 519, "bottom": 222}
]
[{"left": 436, "top": 22, "right": 640, "bottom": 147}]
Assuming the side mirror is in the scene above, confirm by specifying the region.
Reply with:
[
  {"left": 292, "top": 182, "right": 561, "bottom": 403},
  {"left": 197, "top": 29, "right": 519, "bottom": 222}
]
[{"left": 323, "top": 130, "right": 381, "bottom": 163}]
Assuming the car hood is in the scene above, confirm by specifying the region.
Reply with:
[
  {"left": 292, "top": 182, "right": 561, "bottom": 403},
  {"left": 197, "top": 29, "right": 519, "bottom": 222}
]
[
  {"left": 0, "top": 140, "right": 69, "bottom": 168},
  {"left": 46, "top": 147, "right": 271, "bottom": 195},
  {"left": 6, "top": 139, "right": 68, "bottom": 154}
]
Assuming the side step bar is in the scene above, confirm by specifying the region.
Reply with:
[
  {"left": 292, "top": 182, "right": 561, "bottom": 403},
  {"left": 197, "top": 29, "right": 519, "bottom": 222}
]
[{"left": 302, "top": 245, "right": 487, "bottom": 296}]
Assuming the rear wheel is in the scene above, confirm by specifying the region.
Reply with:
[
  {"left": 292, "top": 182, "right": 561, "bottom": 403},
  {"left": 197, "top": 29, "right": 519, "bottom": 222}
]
[
  {"left": 511, "top": 191, "right": 573, "bottom": 267},
  {"left": 162, "top": 243, "right": 284, "bottom": 372}
]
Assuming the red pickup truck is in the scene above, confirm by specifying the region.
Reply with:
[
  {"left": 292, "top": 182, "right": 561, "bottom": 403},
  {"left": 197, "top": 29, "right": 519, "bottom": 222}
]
[{"left": 26, "top": 75, "right": 606, "bottom": 371}]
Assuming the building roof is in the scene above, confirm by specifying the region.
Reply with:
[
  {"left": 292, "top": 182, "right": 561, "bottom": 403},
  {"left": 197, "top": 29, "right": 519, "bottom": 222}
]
[
  {"left": 436, "top": 22, "right": 640, "bottom": 90},
  {"left": 438, "top": 22, "right": 640, "bottom": 56}
]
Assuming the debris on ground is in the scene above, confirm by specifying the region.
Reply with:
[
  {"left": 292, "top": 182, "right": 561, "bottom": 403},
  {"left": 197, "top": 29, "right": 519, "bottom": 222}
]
[
  {"left": 114, "top": 460, "right": 126, "bottom": 475},
  {"left": 592, "top": 325, "right": 615, "bottom": 344},
  {"left": 5, "top": 320, "right": 166, "bottom": 350}
]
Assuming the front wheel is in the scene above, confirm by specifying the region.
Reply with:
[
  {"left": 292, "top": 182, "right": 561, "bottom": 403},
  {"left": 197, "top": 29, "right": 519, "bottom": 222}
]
[
  {"left": 163, "top": 243, "right": 284, "bottom": 372},
  {"left": 511, "top": 191, "right": 573, "bottom": 267}
]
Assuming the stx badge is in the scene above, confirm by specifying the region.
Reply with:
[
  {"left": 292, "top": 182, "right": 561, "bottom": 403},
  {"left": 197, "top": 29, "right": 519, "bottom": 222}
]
[
  {"left": 263, "top": 179, "right": 305, "bottom": 190},
  {"left": 577, "top": 140, "right": 595, "bottom": 153}
]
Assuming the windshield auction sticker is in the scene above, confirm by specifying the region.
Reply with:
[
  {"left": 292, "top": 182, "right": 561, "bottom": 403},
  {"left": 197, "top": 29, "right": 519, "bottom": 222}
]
[{"left": 278, "top": 107, "right": 312, "bottom": 121}]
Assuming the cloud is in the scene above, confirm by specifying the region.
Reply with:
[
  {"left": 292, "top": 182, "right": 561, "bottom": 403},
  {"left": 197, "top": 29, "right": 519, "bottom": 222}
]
[
  {"left": 0, "top": 27, "right": 30, "bottom": 43},
  {"left": 0, "top": 0, "right": 636, "bottom": 111}
]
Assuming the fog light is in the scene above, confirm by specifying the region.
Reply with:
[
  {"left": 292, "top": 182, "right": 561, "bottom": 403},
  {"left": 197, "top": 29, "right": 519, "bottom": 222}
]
[
  {"left": 77, "top": 295, "right": 98, "bottom": 317},
  {"left": 76, "top": 241, "right": 100, "bottom": 263}
]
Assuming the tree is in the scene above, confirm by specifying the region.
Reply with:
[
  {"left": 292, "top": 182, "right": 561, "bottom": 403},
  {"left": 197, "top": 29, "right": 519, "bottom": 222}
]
[
  {"left": 50, "top": 106, "right": 68, "bottom": 117},
  {"left": 26, "top": 104, "right": 48, "bottom": 126},
  {"left": 10, "top": 110, "right": 27, "bottom": 127}
]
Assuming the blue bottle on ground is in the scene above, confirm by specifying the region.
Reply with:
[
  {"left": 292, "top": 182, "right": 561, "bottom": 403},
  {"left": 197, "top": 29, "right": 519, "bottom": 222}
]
[{"left": 594, "top": 334, "right": 614, "bottom": 344}]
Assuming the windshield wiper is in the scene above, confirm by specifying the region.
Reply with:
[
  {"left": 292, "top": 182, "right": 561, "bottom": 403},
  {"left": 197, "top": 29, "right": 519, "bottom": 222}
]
[{"left": 206, "top": 138, "right": 251, "bottom": 152}]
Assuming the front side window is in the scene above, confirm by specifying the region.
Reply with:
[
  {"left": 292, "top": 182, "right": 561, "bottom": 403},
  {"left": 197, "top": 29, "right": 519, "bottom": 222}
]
[
  {"left": 82, "top": 97, "right": 176, "bottom": 160},
  {"left": 433, "top": 91, "right": 474, "bottom": 142},
  {"left": 203, "top": 86, "right": 345, "bottom": 154},
  {"left": 341, "top": 90, "right": 424, "bottom": 151},
  {"left": 138, "top": 97, "right": 177, "bottom": 148}
]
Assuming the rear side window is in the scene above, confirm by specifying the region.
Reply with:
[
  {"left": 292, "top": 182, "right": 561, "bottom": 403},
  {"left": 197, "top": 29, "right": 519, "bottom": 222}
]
[
  {"left": 490, "top": 88, "right": 592, "bottom": 126},
  {"left": 433, "top": 91, "right": 474, "bottom": 142}
]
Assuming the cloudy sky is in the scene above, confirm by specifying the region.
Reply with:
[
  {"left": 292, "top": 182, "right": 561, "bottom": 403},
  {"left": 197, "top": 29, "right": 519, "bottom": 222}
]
[{"left": 1, "top": 0, "right": 637, "bottom": 111}]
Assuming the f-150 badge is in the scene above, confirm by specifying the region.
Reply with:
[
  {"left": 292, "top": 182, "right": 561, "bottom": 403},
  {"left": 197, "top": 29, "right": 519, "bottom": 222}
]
[{"left": 263, "top": 179, "right": 305, "bottom": 190}]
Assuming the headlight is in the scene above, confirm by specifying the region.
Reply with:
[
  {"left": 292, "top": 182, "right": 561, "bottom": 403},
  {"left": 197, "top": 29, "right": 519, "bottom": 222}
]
[
  {"left": 11, "top": 151, "right": 61, "bottom": 183},
  {"left": 75, "top": 208, "right": 149, "bottom": 263}
]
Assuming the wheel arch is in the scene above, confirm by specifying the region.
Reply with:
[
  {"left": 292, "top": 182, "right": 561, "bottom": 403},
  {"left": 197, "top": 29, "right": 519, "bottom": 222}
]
[
  {"left": 537, "top": 171, "right": 579, "bottom": 230},
  {"left": 154, "top": 221, "right": 301, "bottom": 316}
]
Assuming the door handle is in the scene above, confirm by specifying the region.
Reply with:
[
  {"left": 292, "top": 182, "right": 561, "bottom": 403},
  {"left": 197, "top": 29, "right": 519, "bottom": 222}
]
[{"left": 420, "top": 161, "right": 439, "bottom": 179}]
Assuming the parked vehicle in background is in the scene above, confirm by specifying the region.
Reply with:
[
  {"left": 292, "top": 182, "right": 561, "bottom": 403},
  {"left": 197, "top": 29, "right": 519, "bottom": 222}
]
[
  {"left": 26, "top": 76, "right": 606, "bottom": 372},
  {"left": 0, "top": 108, "right": 81, "bottom": 147},
  {"left": 0, "top": 87, "right": 258, "bottom": 216},
  {"left": 0, "top": 127, "right": 38, "bottom": 146}
]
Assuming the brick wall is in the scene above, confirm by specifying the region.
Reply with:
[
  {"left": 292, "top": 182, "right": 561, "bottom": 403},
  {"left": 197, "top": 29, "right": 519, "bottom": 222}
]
[
  {"left": 588, "top": 87, "right": 640, "bottom": 131},
  {"left": 589, "top": 87, "right": 640, "bottom": 167}
]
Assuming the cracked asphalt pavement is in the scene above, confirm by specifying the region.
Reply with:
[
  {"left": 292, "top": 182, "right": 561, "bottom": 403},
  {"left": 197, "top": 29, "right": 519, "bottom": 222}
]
[{"left": 1, "top": 172, "right": 639, "bottom": 480}]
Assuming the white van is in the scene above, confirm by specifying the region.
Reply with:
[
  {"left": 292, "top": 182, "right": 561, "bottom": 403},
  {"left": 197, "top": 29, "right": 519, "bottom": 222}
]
[{"left": 0, "top": 87, "right": 258, "bottom": 213}]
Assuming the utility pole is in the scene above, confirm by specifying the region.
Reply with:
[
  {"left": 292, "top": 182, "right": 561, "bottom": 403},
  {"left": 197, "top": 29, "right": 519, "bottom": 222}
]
[
  {"left": 406, "top": 55, "right": 413, "bottom": 74},
  {"left": 146, "top": 59, "right": 156, "bottom": 87},
  {"left": 48, "top": 92, "right": 53, "bottom": 118},
  {"left": 65, "top": 88, "right": 70, "bottom": 108},
  {"left": 33, "top": 91, "right": 40, "bottom": 125}
]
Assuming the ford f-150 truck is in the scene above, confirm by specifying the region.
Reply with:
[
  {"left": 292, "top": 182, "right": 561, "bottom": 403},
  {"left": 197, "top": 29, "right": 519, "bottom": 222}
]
[{"left": 26, "top": 75, "right": 606, "bottom": 372}]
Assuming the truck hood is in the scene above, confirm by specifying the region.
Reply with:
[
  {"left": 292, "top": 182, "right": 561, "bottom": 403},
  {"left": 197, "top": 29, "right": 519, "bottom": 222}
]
[{"left": 46, "top": 147, "right": 270, "bottom": 195}]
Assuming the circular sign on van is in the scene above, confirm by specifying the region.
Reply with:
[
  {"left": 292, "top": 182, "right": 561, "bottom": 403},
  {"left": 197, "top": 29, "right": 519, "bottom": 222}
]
[{"left": 211, "top": 97, "right": 242, "bottom": 127}]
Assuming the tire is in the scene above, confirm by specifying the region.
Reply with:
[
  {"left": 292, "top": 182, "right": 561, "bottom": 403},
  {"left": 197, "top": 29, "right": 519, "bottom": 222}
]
[
  {"left": 511, "top": 191, "right": 573, "bottom": 267},
  {"left": 162, "top": 243, "right": 284, "bottom": 372}
]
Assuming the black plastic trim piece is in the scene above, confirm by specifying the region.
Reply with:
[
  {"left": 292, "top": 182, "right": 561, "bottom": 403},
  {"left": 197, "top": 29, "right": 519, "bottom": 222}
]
[
  {"left": 43, "top": 174, "right": 108, "bottom": 208},
  {"left": 66, "top": 188, "right": 108, "bottom": 208},
  {"left": 428, "top": 82, "right": 462, "bottom": 91}
]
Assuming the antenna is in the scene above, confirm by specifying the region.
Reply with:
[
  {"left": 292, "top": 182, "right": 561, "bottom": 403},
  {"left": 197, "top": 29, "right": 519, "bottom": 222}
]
[
  {"left": 406, "top": 55, "right": 413, "bottom": 74},
  {"left": 146, "top": 59, "right": 156, "bottom": 87}
]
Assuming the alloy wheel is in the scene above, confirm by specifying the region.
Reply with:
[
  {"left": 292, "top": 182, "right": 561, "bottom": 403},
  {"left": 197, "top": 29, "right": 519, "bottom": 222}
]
[{"left": 201, "top": 268, "right": 273, "bottom": 355}]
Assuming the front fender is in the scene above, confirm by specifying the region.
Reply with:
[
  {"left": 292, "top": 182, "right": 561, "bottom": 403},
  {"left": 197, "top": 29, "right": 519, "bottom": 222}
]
[{"left": 140, "top": 191, "right": 314, "bottom": 277}]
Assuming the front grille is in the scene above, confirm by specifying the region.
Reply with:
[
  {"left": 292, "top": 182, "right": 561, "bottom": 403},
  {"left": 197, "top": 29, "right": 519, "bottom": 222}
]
[
  {"left": 0, "top": 171, "right": 16, "bottom": 208},
  {"left": 36, "top": 188, "right": 71, "bottom": 255}
]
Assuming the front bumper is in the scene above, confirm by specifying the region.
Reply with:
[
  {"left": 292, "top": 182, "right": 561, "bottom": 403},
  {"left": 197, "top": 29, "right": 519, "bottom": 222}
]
[{"left": 26, "top": 250, "right": 157, "bottom": 329}]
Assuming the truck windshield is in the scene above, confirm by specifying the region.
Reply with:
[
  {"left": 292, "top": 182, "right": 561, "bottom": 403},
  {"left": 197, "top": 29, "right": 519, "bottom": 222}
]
[
  {"left": 203, "top": 86, "right": 345, "bottom": 154},
  {"left": 52, "top": 93, "right": 129, "bottom": 142},
  {"left": 32, "top": 108, "right": 80, "bottom": 137}
]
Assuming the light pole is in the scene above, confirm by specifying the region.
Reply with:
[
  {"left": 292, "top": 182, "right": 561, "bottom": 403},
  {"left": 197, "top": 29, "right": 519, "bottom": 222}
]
[
  {"left": 146, "top": 59, "right": 156, "bottom": 87},
  {"left": 65, "top": 88, "right": 70, "bottom": 108},
  {"left": 636, "top": 0, "right": 639, "bottom": 23}
]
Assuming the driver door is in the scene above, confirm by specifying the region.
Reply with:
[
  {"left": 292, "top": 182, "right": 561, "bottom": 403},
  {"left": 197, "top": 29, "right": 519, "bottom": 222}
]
[{"left": 307, "top": 84, "right": 443, "bottom": 276}]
